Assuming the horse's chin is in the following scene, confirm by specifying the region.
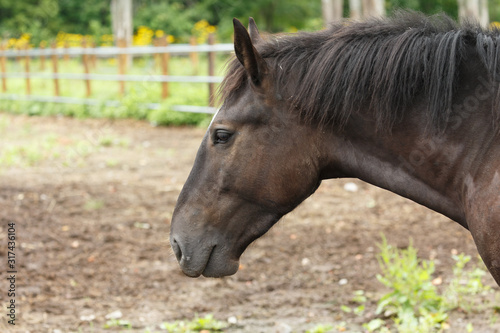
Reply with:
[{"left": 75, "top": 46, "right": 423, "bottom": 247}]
[
  {"left": 201, "top": 258, "right": 240, "bottom": 278},
  {"left": 177, "top": 245, "right": 241, "bottom": 278}
]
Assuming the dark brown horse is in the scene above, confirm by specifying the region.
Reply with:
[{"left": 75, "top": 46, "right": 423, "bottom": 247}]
[{"left": 170, "top": 12, "right": 500, "bottom": 285}]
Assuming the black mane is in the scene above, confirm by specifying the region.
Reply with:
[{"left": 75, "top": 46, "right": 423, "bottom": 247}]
[{"left": 220, "top": 12, "right": 500, "bottom": 130}]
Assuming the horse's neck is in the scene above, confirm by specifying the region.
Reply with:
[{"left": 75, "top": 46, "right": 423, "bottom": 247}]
[{"left": 323, "top": 108, "right": 499, "bottom": 229}]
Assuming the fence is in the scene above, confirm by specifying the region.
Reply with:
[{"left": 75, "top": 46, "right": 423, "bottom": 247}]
[{"left": 0, "top": 36, "right": 234, "bottom": 114}]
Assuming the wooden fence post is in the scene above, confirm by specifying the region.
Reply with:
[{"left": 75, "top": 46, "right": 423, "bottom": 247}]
[
  {"left": 190, "top": 36, "right": 199, "bottom": 75},
  {"left": 82, "top": 39, "right": 92, "bottom": 97},
  {"left": 0, "top": 44, "right": 6, "bottom": 92},
  {"left": 91, "top": 41, "right": 97, "bottom": 70},
  {"left": 208, "top": 33, "right": 216, "bottom": 107},
  {"left": 51, "top": 42, "right": 60, "bottom": 97},
  {"left": 117, "top": 38, "right": 126, "bottom": 96},
  {"left": 159, "top": 36, "right": 170, "bottom": 99},
  {"left": 40, "top": 42, "right": 46, "bottom": 71},
  {"left": 24, "top": 45, "right": 31, "bottom": 95},
  {"left": 16, "top": 46, "right": 21, "bottom": 64},
  {"left": 64, "top": 41, "right": 70, "bottom": 62}
]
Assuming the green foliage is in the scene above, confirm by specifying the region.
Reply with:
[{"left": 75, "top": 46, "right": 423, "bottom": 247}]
[
  {"left": 341, "top": 290, "right": 367, "bottom": 316},
  {"left": 444, "top": 253, "right": 490, "bottom": 311},
  {"left": 376, "top": 237, "right": 443, "bottom": 320},
  {"left": 134, "top": 1, "right": 199, "bottom": 41},
  {"left": 4, "top": 0, "right": 500, "bottom": 45},
  {"left": 369, "top": 236, "right": 491, "bottom": 332},
  {"left": 305, "top": 323, "right": 334, "bottom": 333},
  {"left": 386, "top": 0, "right": 459, "bottom": 19}
]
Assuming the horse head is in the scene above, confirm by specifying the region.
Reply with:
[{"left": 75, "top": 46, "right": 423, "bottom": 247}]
[{"left": 169, "top": 19, "right": 325, "bottom": 277}]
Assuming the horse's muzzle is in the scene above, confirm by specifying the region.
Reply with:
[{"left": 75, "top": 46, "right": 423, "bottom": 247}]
[{"left": 170, "top": 234, "right": 239, "bottom": 278}]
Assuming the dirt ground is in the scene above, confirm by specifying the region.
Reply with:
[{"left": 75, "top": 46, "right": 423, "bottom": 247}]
[{"left": 0, "top": 113, "right": 499, "bottom": 333}]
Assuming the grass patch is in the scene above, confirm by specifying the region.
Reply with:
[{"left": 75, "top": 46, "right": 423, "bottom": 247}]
[
  {"left": 0, "top": 131, "right": 130, "bottom": 169},
  {"left": 160, "top": 314, "right": 227, "bottom": 332},
  {"left": 0, "top": 55, "right": 225, "bottom": 126},
  {"left": 361, "top": 236, "right": 491, "bottom": 332}
]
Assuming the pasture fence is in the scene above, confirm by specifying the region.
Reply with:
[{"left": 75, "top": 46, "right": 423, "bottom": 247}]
[{"left": 0, "top": 36, "right": 234, "bottom": 114}]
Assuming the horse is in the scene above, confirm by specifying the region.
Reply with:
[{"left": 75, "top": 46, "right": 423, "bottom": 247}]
[{"left": 170, "top": 12, "right": 500, "bottom": 286}]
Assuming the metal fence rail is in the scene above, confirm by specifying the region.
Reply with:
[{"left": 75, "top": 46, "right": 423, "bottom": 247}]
[
  {"left": 0, "top": 40, "right": 233, "bottom": 112},
  {"left": 0, "top": 93, "right": 217, "bottom": 114},
  {"left": 0, "top": 44, "right": 234, "bottom": 58},
  {"left": 0, "top": 72, "right": 224, "bottom": 83}
]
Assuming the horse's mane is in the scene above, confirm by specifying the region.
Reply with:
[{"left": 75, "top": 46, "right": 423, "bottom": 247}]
[{"left": 219, "top": 11, "right": 500, "bottom": 130}]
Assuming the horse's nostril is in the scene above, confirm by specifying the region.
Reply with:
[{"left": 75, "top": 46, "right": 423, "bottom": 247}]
[{"left": 171, "top": 237, "right": 182, "bottom": 262}]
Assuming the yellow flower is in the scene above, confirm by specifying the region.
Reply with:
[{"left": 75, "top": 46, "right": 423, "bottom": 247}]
[
  {"left": 192, "top": 20, "right": 217, "bottom": 44},
  {"left": 206, "top": 26, "right": 217, "bottom": 34},
  {"left": 490, "top": 21, "right": 500, "bottom": 30},
  {"left": 133, "top": 26, "right": 155, "bottom": 45}
]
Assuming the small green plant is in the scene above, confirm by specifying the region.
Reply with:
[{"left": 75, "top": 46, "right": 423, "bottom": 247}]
[
  {"left": 444, "top": 253, "right": 489, "bottom": 311},
  {"left": 367, "top": 235, "right": 491, "bottom": 333},
  {"left": 160, "top": 314, "right": 227, "bottom": 332},
  {"left": 376, "top": 236, "right": 445, "bottom": 331},
  {"left": 305, "top": 323, "right": 334, "bottom": 333},
  {"left": 98, "top": 135, "right": 130, "bottom": 148},
  {"left": 341, "top": 290, "right": 367, "bottom": 316},
  {"left": 103, "top": 318, "right": 132, "bottom": 329}
]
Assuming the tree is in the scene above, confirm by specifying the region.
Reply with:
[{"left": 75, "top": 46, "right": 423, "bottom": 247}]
[
  {"left": 111, "top": 0, "right": 133, "bottom": 46},
  {"left": 362, "top": 0, "right": 385, "bottom": 17},
  {"left": 322, "top": 0, "right": 343, "bottom": 25},
  {"left": 457, "top": 0, "right": 488, "bottom": 27},
  {"left": 349, "top": 0, "right": 362, "bottom": 19},
  {"left": 0, "top": 0, "right": 60, "bottom": 43}
]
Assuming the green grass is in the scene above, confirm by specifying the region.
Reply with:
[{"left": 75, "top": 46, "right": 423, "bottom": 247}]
[
  {"left": 0, "top": 131, "right": 129, "bottom": 169},
  {"left": 0, "top": 54, "right": 228, "bottom": 125},
  {"left": 362, "top": 236, "right": 492, "bottom": 333},
  {"left": 160, "top": 314, "right": 227, "bottom": 332},
  {"left": 308, "top": 236, "right": 496, "bottom": 333}
]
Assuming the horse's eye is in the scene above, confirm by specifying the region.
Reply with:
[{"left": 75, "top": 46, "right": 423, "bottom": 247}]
[{"left": 214, "top": 130, "right": 232, "bottom": 144}]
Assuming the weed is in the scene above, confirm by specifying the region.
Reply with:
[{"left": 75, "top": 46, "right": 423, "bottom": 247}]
[
  {"left": 367, "top": 235, "right": 491, "bottom": 332},
  {"left": 305, "top": 323, "right": 334, "bottom": 333},
  {"left": 103, "top": 318, "right": 132, "bottom": 329},
  {"left": 160, "top": 314, "right": 227, "bottom": 332},
  {"left": 342, "top": 290, "right": 367, "bottom": 316},
  {"left": 98, "top": 135, "right": 130, "bottom": 148},
  {"left": 376, "top": 237, "right": 443, "bottom": 325},
  {"left": 444, "top": 253, "right": 489, "bottom": 311}
]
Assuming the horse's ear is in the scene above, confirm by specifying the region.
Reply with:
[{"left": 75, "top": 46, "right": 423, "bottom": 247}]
[
  {"left": 233, "top": 18, "right": 267, "bottom": 87},
  {"left": 248, "top": 17, "right": 264, "bottom": 45}
]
